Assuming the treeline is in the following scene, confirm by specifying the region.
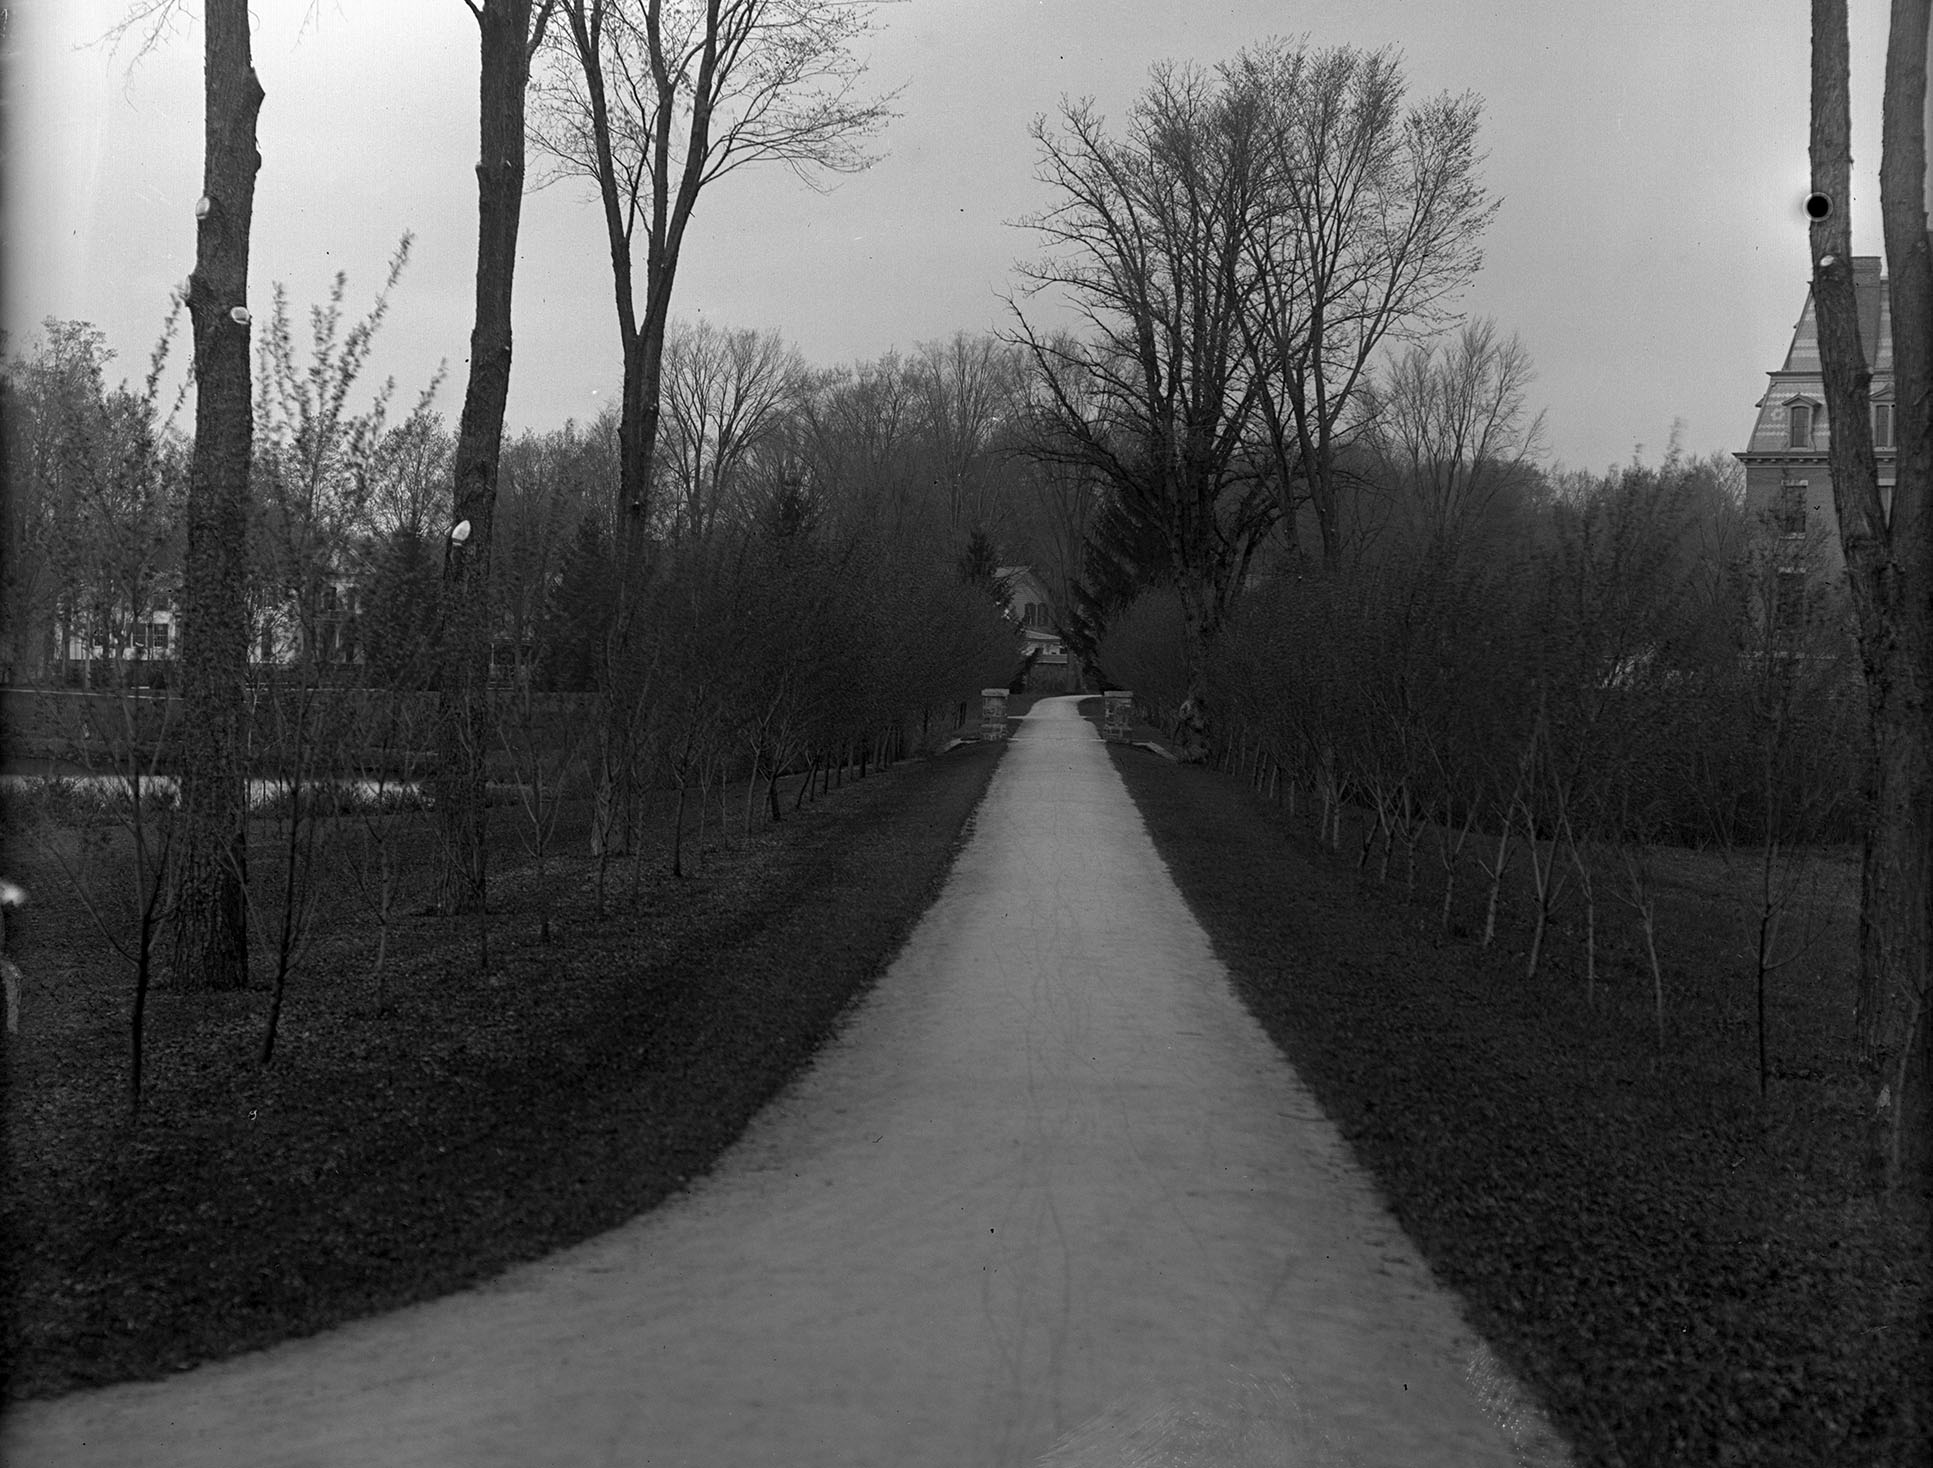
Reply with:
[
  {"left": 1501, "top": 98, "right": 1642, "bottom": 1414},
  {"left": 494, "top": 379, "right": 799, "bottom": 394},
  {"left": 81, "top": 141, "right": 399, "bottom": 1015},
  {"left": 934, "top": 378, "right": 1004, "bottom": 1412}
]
[
  {"left": 0, "top": 306, "right": 1092, "bottom": 709},
  {"left": 0, "top": 294, "right": 1031, "bottom": 998},
  {"left": 0, "top": 297, "right": 1030, "bottom": 1093},
  {"left": 1107, "top": 442, "right": 1859, "bottom": 849}
]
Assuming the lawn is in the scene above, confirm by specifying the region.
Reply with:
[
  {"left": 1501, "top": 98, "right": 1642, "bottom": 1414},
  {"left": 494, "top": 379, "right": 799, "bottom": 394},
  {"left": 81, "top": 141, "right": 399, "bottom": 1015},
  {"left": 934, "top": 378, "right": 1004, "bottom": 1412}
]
[
  {"left": 1093, "top": 703, "right": 1930, "bottom": 1468},
  {"left": 1, "top": 733, "right": 1007, "bottom": 1402}
]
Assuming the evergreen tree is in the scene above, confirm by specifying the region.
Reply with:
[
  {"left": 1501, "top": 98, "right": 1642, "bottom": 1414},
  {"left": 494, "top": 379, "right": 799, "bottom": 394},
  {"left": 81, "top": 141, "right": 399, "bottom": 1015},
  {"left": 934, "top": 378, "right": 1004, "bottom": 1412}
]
[{"left": 956, "top": 527, "right": 1008, "bottom": 601}]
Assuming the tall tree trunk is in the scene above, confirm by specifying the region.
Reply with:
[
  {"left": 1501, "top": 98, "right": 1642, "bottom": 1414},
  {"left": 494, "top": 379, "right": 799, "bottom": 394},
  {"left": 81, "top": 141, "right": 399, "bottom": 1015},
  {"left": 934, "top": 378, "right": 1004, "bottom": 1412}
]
[
  {"left": 618, "top": 320, "right": 670, "bottom": 576},
  {"left": 1172, "top": 577, "right": 1219, "bottom": 763},
  {"left": 170, "top": 0, "right": 262, "bottom": 992},
  {"left": 561, "top": 0, "right": 728, "bottom": 850},
  {"left": 1812, "top": 0, "right": 1933, "bottom": 1190},
  {"left": 1876, "top": 0, "right": 1933, "bottom": 1189},
  {"left": 438, "top": 0, "right": 546, "bottom": 912},
  {"left": 595, "top": 178, "right": 680, "bottom": 854}
]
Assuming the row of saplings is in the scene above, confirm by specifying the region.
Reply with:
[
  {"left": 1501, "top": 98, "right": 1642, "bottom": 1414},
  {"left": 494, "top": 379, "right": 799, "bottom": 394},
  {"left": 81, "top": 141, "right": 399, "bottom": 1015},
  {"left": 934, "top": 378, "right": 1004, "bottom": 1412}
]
[{"left": 5, "top": 672, "right": 1010, "bottom": 1113}]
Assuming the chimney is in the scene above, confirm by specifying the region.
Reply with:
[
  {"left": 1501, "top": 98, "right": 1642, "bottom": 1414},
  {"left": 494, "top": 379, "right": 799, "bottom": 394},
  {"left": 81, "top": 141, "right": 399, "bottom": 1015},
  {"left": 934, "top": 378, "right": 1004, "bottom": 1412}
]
[{"left": 1853, "top": 257, "right": 1884, "bottom": 365}]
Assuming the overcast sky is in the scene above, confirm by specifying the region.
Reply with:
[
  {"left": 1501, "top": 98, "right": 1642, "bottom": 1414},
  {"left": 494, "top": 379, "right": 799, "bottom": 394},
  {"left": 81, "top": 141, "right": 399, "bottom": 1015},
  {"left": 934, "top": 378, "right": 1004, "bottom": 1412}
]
[{"left": 2, "top": 0, "right": 1897, "bottom": 476}]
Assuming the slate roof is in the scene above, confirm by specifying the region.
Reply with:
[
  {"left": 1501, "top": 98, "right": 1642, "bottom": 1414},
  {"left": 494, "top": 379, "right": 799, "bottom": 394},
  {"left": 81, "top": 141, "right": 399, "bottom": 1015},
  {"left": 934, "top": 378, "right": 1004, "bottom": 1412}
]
[{"left": 1744, "top": 257, "right": 1895, "bottom": 459}]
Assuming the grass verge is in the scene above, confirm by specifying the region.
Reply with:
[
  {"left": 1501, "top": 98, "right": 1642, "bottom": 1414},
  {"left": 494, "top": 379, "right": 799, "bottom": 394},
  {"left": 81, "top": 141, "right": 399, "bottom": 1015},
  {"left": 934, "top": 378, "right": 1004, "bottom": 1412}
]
[
  {"left": 2, "top": 738, "right": 1005, "bottom": 1401},
  {"left": 1097, "top": 716, "right": 1930, "bottom": 1468}
]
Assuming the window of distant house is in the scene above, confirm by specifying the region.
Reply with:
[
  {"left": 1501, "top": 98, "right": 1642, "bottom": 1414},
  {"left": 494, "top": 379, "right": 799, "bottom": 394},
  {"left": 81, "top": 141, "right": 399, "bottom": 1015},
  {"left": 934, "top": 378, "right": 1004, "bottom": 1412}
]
[
  {"left": 1872, "top": 401, "right": 1894, "bottom": 449},
  {"left": 1787, "top": 402, "right": 1814, "bottom": 448},
  {"left": 1023, "top": 602, "right": 1040, "bottom": 627},
  {"left": 1778, "top": 480, "right": 1808, "bottom": 536}
]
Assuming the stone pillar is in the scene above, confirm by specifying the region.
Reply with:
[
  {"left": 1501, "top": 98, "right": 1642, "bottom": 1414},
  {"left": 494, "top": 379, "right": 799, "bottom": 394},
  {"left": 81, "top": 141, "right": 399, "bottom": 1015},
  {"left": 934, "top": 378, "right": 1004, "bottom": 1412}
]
[{"left": 980, "top": 688, "right": 1009, "bottom": 741}]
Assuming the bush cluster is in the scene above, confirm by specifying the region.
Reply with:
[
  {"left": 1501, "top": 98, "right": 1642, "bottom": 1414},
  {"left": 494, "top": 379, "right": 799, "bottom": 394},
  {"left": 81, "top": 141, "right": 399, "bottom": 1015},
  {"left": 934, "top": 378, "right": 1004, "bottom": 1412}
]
[{"left": 1106, "top": 452, "right": 1861, "bottom": 864}]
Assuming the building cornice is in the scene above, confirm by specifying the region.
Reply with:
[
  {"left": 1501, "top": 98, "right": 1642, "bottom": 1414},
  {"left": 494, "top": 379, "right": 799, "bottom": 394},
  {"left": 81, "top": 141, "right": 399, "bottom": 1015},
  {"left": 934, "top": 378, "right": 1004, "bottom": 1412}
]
[{"left": 1736, "top": 449, "right": 1898, "bottom": 468}]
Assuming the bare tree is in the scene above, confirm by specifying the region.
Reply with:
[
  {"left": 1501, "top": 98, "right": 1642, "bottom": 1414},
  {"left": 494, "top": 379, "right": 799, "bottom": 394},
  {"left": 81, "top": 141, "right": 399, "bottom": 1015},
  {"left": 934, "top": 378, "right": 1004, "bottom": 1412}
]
[
  {"left": 660, "top": 317, "right": 803, "bottom": 541},
  {"left": 795, "top": 353, "right": 923, "bottom": 538},
  {"left": 1364, "top": 318, "right": 1546, "bottom": 559},
  {"left": 1742, "top": 633, "right": 1860, "bottom": 1102},
  {"left": 1005, "top": 339, "right": 1110, "bottom": 666},
  {"left": 1809, "top": 0, "right": 1931, "bottom": 1190},
  {"left": 534, "top": 0, "right": 893, "bottom": 854},
  {"left": 247, "top": 670, "right": 343, "bottom": 1065},
  {"left": 1009, "top": 66, "right": 1277, "bottom": 754},
  {"left": 1613, "top": 810, "right": 1669, "bottom": 1063},
  {"left": 1230, "top": 40, "right": 1497, "bottom": 570},
  {"left": 168, "top": 0, "right": 264, "bottom": 992},
  {"left": 436, "top": 0, "right": 558, "bottom": 914},
  {"left": 909, "top": 331, "right": 1025, "bottom": 536},
  {"left": 494, "top": 679, "right": 592, "bottom": 944},
  {"left": 534, "top": 0, "right": 897, "bottom": 581},
  {"left": 362, "top": 408, "right": 456, "bottom": 540},
  {"left": 342, "top": 695, "right": 432, "bottom": 1011},
  {"left": 22, "top": 692, "right": 177, "bottom": 1110}
]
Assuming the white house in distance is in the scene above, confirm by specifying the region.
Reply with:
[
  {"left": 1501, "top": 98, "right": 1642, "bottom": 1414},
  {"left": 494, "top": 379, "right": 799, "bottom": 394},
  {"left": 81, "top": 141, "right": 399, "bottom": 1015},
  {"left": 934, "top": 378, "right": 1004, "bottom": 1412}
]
[
  {"left": 49, "top": 570, "right": 363, "bottom": 687},
  {"left": 997, "top": 565, "right": 1072, "bottom": 690}
]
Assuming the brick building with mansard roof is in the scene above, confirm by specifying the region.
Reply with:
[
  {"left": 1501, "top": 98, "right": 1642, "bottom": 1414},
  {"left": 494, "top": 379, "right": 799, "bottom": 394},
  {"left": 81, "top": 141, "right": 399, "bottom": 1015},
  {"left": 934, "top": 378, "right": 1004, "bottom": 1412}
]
[{"left": 1735, "top": 256, "right": 1898, "bottom": 583}]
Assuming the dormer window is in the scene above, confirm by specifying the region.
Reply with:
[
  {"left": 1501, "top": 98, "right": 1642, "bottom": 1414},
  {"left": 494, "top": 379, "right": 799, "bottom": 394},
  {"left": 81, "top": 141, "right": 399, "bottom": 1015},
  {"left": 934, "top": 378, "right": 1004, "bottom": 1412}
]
[
  {"left": 1787, "top": 402, "right": 1814, "bottom": 448},
  {"left": 1873, "top": 400, "right": 1894, "bottom": 449}
]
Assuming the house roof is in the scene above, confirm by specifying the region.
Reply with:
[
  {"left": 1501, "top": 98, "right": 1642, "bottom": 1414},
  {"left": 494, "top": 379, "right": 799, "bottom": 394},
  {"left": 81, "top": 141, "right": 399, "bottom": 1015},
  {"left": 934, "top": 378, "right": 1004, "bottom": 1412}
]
[
  {"left": 1742, "top": 257, "right": 1896, "bottom": 460},
  {"left": 997, "top": 565, "right": 1050, "bottom": 599},
  {"left": 1775, "top": 257, "right": 1890, "bottom": 375}
]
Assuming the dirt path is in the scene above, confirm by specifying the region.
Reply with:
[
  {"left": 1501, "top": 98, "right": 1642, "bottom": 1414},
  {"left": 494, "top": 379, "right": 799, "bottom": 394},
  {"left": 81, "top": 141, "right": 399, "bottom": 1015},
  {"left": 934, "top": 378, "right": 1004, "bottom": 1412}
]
[{"left": 2, "top": 696, "right": 1570, "bottom": 1467}]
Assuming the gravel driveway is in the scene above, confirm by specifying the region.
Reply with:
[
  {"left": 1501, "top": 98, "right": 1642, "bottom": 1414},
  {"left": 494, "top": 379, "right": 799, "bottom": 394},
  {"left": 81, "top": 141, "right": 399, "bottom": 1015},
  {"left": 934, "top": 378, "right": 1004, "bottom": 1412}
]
[{"left": 2, "top": 695, "right": 1570, "bottom": 1467}]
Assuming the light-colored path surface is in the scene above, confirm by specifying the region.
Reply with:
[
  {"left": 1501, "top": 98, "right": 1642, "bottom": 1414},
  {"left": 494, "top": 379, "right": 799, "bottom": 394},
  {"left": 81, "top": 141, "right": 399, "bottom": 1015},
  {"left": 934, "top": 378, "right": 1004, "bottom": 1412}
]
[{"left": 3, "top": 697, "right": 1569, "bottom": 1467}]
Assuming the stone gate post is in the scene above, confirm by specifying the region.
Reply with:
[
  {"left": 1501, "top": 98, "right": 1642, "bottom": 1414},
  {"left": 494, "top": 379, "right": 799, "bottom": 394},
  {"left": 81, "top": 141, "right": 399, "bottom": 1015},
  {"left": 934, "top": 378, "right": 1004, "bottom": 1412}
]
[{"left": 980, "top": 689, "right": 1009, "bottom": 741}]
